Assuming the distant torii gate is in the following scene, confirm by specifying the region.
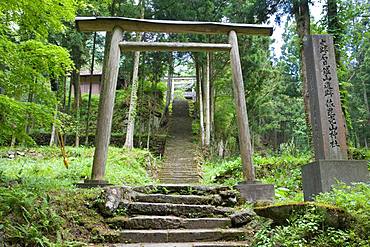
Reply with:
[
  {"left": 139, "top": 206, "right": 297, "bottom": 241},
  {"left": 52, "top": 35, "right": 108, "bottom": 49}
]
[{"left": 75, "top": 17, "right": 273, "bottom": 185}]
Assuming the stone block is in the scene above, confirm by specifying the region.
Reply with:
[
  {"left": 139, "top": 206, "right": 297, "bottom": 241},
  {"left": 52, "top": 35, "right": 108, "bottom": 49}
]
[
  {"left": 302, "top": 160, "right": 369, "bottom": 201},
  {"left": 235, "top": 181, "right": 274, "bottom": 202},
  {"left": 230, "top": 210, "right": 255, "bottom": 227},
  {"left": 75, "top": 179, "right": 112, "bottom": 188}
]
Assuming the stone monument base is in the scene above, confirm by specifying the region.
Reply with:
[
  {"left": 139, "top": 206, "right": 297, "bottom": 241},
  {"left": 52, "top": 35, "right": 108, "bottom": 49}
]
[
  {"left": 302, "top": 160, "right": 368, "bottom": 201},
  {"left": 75, "top": 179, "right": 112, "bottom": 188},
  {"left": 235, "top": 181, "right": 275, "bottom": 202}
]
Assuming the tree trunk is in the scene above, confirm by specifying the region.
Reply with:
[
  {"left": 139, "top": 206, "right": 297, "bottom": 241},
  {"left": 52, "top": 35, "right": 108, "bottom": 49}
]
[
  {"left": 161, "top": 53, "right": 173, "bottom": 125},
  {"left": 124, "top": 49, "right": 141, "bottom": 149},
  {"left": 64, "top": 76, "right": 73, "bottom": 144},
  {"left": 147, "top": 100, "right": 152, "bottom": 149},
  {"left": 204, "top": 54, "right": 211, "bottom": 147},
  {"left": 62, "top": 76, "right": 67, "bottom": 112},
  {"left": 327, "top": 0, "right": 342, "bottom": 66},
  {"left": 71, "top": 41, "right": 82, "bottom": 147},
  {"left": 293, "top": 0, "right": 312, "bottom": 136},
  {"left": 209, "top": 53, "right": 215, "bottom": 142},
  {"left": 85, "top": 32, "right": 97, "bottom": 146},
  {"left": 197, "top": 59, "right": 205, "bottom": 146},
  {"left": 71, "top": 68, "right": 81, "bottom": 147},
  {"left": 50, "top": 103, "right": 58, "bottom": 146},
  {"left": 124, "top": 0, "right": 145, "bottom": 149}
]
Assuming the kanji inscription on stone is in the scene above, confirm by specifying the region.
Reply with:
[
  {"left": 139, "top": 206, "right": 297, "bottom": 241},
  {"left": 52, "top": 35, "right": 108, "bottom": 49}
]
[{"left": 304, "top": 35, "right": 348, "bottom": 160}]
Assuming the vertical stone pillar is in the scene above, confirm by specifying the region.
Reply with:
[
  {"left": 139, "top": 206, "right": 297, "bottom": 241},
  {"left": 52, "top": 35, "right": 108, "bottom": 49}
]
[
  {"left": 229, "top": 30, "right": 255, "bottom": 181},
  {"left": 91, "top": 26, "right": 123, "bottom": 182},
  {"left": 304, "top": 35, "right": 348, "bottom": 160},
  {"left": 302, "top": 35, "right": 368, "bottom": 200}
]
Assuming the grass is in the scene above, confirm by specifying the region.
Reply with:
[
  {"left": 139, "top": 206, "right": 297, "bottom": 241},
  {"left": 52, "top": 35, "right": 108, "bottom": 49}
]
[
  {"left": 0, "top": 146, "right": 160, "bottom": 245},
  {"left": 0, "top": 146, "right": 159, "bottom": 186}
]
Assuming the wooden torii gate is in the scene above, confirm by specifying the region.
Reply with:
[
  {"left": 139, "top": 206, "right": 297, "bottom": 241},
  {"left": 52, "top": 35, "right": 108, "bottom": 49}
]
[{"left": 75, "top": 17, "right": 273, "bottom": 185}]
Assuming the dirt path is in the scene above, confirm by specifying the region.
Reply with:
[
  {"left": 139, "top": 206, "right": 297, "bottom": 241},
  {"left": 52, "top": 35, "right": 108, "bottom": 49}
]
[{"left": 159, "top": 100, "right": 200, "bottom": 184}]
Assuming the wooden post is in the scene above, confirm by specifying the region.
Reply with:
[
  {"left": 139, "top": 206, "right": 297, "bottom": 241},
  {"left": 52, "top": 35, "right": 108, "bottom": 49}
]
[
  {"left": 229, "top": 30, "right": 255, "bottom": 181},
  {"left": 91, "top": 26, "right": 123, "bottom": 181}
]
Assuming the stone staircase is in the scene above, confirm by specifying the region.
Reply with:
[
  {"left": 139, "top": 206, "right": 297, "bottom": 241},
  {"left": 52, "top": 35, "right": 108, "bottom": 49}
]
[
  {"left": 96, "top": 184, "right": 255, "bottom": 246},
  {"left": 159, "top": 100, "right": 200, "bottom": 184}
]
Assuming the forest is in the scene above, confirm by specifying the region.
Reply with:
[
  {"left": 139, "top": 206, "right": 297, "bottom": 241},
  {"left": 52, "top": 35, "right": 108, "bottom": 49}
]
[{"left": 0, "top": 0, "right": 369, "bottom": 246}]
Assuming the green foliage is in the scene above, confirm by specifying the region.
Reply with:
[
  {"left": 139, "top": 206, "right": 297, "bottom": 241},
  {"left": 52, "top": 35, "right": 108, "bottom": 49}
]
[
  {"left": 0, "top": 146, "right": 159, "bottom": 245},
  {"left": 0, "top": 182, "right": 64, "bottom": 245},
  {"left": 0, "top": 95, "right": 53, "bottom": 146},
  {"left": 253, "top": 204, "right": 368, "bottom": 247},
  {"left": 0, "top": 174, "right": 105, "bottom": 246},
  {"left": 0, "top": 0, "right": 75, "bottom": 145},
  {"left": 0, "top": 0, "right": 76, "bottom": 40},
  {"left": 315, "top": 182, "right": 370, "bottom": 238},
  {"left": 202, "top": 152, "right": 312, "bottom": 201}
]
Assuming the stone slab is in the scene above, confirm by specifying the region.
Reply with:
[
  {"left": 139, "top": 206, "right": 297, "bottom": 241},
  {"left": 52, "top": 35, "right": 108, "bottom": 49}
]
[
  {"left": 120, "top": 202, "right": 231, "bottom": 218},
  {"left": 134, "top": 193, "right": 222, "bottom": 205},
  {"left": 302, "top": 160, "right": 369, "bottom": 201},
  {"left": 107, "top": 215, "right": 231, "bottom": 229},
  {"left": 106, "top": 241, "right": 250, "bottom": 247},
  {"left": 230, "top": 210, "right": 255, "bottom": 227},
  {"left": 104, "top": 229, "right": 247, "bottom": 243},
  {"left": 132, "top": 184, "right": 231, "bottom": 195},
  {"left": 75, "top": 179, "right": 112, "bottom": 188},
  {"left": 235, "top": 182, "right": 274, "bottom": 202}
]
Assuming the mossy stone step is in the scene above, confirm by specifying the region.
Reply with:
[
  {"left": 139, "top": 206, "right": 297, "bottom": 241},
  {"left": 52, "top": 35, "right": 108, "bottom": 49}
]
[
  {"left": 132, "top": 184, "right": 231, "bottom": 195},
  {"left": 103, "top": 228, "right": 248, "bottom": 243},
  {"left": 106, "top": 241, "right": 250, "bottom": 246},
  {"left": 134, "top": 193, "right": 221, "bottom": 205},
  {"left": 107, "top": 215, "right": 231, "bottom": 229},
  {"left": 119, "top": 202, "right": 232, "bottom": 218}
]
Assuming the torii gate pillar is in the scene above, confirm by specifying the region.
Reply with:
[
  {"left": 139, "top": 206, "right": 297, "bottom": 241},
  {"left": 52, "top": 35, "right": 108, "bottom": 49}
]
[
  {"left": 229, "top": 30, "right": 275, "bottom": 201},
  {"left": 84, "top": 26, "right": 123, "bottom": 186}
]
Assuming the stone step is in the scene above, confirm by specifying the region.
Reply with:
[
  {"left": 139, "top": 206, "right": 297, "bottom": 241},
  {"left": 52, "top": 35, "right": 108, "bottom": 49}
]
[
  {"left": 105, "top": 241, "right": 250, "bottom": 246},
  {"left": 107, "top": 215, "right": 231, "bottom": 229},
  {"left": 158, "top": 174, "right": 199, "bottom": 177},
  {"left": 132, "top": 184, "right": 231, "bottom": 195},
  {"left": 158, "top": 179, "right": 200, "bottom": 183},
  {"left": 159, "top": 166, "right": 199, "bottom": 170},
  {"left": 158, "top": 176, "right": 199, "bottom": 178},
  {"left": 120, "top": 202, "right": 231, "bottom": 218},
  {"left": 159, "top": 180, "right": 200, "bottom": 185},
  {"left": 134, "top": 193, "right": 221, "bottom": 205},
  {"left": 157, "top": 180, "right": 200, "bottom": 183},
  {"left": 103, "top": 228, "right": 248, "bottom": 243},
  {"left": 158, "top": 172, "right": 199, "bottom": 175},
  {"left": 158, "top": 178, "right": 200, "bottom": 182},
  {"left": 160, "top": 166, "right": 198, "bottom": 168}
]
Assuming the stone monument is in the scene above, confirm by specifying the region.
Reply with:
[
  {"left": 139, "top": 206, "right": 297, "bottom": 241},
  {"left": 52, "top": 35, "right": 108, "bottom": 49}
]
[{"left": 302, "top": 35, "right": 368, "bottom": 201}]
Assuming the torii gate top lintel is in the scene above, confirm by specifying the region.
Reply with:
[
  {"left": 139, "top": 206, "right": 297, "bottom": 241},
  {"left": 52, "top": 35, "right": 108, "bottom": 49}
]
[{"left": 76, "top": 16, "right": 273, "bottom": 36}]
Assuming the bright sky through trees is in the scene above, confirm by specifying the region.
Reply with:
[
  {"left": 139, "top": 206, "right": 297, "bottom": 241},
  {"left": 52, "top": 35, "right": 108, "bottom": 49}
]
[{"left": 270, "top": 0, "right": 324, "bottom": 58}]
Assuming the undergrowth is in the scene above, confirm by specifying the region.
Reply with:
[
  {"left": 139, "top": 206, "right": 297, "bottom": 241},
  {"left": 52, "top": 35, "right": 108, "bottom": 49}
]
[
  {"left": 0, "top": 146, "right": 158, "bottom": 186},
  {"left": 253, "top": 183, "right": 370, "bottom": 247},
  {"left": 0, "top": 146, "right": 158, "bottom": 246},
  {"left": 202, "top": 153, "right": 311, "bottom": 201}
]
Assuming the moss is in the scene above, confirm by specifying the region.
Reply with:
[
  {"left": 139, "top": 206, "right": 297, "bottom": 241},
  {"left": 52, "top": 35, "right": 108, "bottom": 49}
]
[{"left": 254, "top": 202, "right": 354, "bottom": 229}]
